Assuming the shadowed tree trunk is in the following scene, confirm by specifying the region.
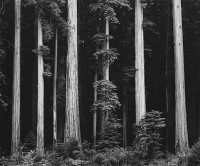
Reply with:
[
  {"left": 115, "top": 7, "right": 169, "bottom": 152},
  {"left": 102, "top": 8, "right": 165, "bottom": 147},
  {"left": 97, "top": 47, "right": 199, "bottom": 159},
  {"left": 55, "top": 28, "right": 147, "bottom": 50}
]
[
  {"left": 172, "top": 0, "right": 189, "bottom": 154},
  {"left": 12, "top": 0, "right": 21, "bottom": 154},
  {"left": 135, "top": 0, "right": 146, "bottom": 124},
  {"left": 37, "top": 11, "right": 44, "bottom": 155},
  {"left": 123, "top": 88, "right": 128, "bottom": 149},
  {"left": 93, "top": 61, "right": 97, "bottom": 147},
  {"left": 65, "top": 0, "right": 81, "bottom": 143}
]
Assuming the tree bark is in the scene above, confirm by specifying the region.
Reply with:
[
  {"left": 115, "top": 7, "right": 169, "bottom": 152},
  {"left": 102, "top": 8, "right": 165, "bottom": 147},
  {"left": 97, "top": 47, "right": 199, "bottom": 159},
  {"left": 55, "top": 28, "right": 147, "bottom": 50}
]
[
  {"left": 101, "top": 18, "right": 109, "bottom": 139},
  {"left": 135, "top": 0, "right": 146, "bottom": 124},
  {"left": 53, "top": 28, "right": 58, "bottom": 146},
  {"left": 65, "top": 0, "right": 81, "bottom": 143},
  {"left": 172, "top": 0, "right": 189, "bottom": 154},
  {"left": 37, "top": 12, "right": 44, "bottom": 155},
  {"left": 12, "top": 0, "right": 21, "bottom": 154}
]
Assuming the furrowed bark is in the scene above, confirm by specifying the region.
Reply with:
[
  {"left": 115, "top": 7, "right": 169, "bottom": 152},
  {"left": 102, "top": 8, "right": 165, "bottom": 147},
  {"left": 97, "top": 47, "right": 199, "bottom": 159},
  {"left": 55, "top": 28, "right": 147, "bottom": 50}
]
[
  {"left": 37, "top": 12, "right": 44, "bottom": 155},
  {"left": 65, "top": 0, "right": 81, "bottom": 143},
  {"left": 172, "top": 0, "right": 189, "bottom": 154},
  {"left": 135, "top": 0, "right": 146, "bottom": 124},
  {"left": 12, "top": 0, "right": 21, "bottom": 154}
]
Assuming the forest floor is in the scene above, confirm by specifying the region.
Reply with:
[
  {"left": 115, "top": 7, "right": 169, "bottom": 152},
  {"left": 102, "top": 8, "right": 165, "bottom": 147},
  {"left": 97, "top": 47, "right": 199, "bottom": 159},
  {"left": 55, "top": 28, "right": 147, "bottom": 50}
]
[{"left": 0, "top": 146, "right": 184, "bottom": 166}]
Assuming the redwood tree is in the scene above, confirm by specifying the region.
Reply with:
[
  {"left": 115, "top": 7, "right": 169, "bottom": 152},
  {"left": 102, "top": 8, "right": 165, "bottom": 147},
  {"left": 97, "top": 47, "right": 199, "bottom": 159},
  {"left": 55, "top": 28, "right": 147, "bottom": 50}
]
[
  {"left": 65, "top": 0, "right": 81, "bottom": 143},
  {"left": 36, "top": 11, "right": 44, "bottom": 155},
  {"left": 172, "top": 0, "right": 189, "bottom": 154},
  {"left": 135, "top": 0, "right": 146, "bottom": 124},
  {"left": 12, "top": 0, "right": 21, "bottom": 154}
]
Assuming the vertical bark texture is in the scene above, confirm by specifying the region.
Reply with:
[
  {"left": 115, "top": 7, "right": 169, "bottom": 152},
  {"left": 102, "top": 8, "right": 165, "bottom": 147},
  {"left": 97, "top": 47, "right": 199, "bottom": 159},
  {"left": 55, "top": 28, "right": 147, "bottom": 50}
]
[
  {"left": 135, "top": 0, "right": 146, "bottom": 124},
  {"left": 12, "top": 0, "right": 21, "bottom": 154},
  {"left": 37, "top": 13, "right": 44, "bottom": 155},
  {"left": 65, "top": 0, "right": 81, "bottom": 143},
  {"left": 172, "top": 0, "right": 189, "bottom": 154},
  {"left": 101, "top": 18, "right": 109, "bottom": 138},
  {"left": 53, "top": 28, "right": 58, "bottom": 146}
]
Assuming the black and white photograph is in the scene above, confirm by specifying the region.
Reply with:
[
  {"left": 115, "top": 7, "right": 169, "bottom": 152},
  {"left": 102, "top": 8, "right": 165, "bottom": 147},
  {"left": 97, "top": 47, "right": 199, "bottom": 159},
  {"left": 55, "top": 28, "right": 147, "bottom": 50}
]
[{"left": 0, "top": 0, "right": 199, "bottom": 165}]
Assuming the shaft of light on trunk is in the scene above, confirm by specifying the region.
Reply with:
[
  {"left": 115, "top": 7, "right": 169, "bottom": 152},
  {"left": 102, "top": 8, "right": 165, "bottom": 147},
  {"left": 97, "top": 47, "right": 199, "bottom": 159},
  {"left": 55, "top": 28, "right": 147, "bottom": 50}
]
[
  {"left": 172, "top": 0, "right": 188, "bottom": 154},
  {"left": 65, "top": 0, "right": 81, "bottom": 143},
  {"left": 37, "top": 13, "right": 44, "bottom": 155},
  {"left": 135, "top": 0, "right": 146, "bottom": 124}
]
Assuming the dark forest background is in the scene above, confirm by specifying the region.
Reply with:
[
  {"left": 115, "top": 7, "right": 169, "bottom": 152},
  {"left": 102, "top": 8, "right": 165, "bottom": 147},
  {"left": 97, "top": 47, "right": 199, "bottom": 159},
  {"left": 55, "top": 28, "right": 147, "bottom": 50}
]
[{"left": 1, "top": 0, "right": 200, "bottom": 157}]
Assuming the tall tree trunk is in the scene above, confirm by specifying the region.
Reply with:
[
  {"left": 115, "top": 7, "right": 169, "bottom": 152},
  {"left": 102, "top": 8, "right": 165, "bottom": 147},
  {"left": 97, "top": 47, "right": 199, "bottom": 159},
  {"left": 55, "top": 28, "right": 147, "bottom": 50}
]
[
  {"left": 101, "top": 18, "right": 109, "bottom": 139},
  {"left": 65, "top": 0, "right": 81, "bottom": 143},
  {"left": 172, "top": 0, "right": 189, "bottom": 154},
  {"left": 53, "top": 28, "right": 58, "bottom": 146},
  {"left": 93, "top": 64, "right": 97, "bottom": 147},
  {"left": 12, "top": 0, "right": 21, "bottom": 154},
  {"left": 37, "top": 12, "right": 44, "bottom": 155},
  {"left": 135, "top": 0, "right": 146, "bottom": 124},
  {"left": 93, "top": 25, "right": 99, "bottom": 147},
  {"left": 123, "top": 88, "right": 128, "bottom": 149}
]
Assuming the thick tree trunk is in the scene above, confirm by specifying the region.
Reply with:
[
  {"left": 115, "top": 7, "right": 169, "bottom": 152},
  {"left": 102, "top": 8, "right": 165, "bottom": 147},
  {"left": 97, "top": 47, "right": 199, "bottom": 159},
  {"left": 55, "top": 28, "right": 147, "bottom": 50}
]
[
  {"left": 135, "top": 0, "right": 146, "bottom": 124},
  {"left": 37, "top": 13, "right": 44, "bottom": 155},
  {"left": 53, "top": 28, "right": 58, "bottom": 146},
  {"left": 172, "top": 0, "right": 189, "bottom": 154},
  {"left": 65, "top": 0, "right": 81, "bottom": 143},
  {"left": 12, "top": 0, "right": 21, "bottom": 154}
]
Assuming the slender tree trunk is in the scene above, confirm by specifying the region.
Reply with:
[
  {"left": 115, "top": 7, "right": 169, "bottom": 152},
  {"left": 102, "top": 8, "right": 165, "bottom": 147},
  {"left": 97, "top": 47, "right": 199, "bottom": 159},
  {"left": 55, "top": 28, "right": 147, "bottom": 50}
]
[
  {"left": 65, "top": 0, "right": 81, "bottom": 143},
  {"left": 101, "top": 18, "right": 109, "bottom": 139},
  {"left": 53, "top": 28, "right": 58, "bottom": 146},
  {"left": 93, "top": 24, "right": 100, "bottom": 147},
  {"left": 93, "top": 65, "right": 97, "bottom": 147},
  {"left": 37, "top": 12, "right": 44, "bottom": 155},
  {"left": 172, "top": 0, "right": 189, "bottom": 154},
  {"left": 12, "top": 0, "right": 21, "bottom": 154},
  {"left": 123, "top": 88, "right": 128, "bottom": 149},
  {"left": 135, "top": 0, "right": 146, "bottom": 124}
]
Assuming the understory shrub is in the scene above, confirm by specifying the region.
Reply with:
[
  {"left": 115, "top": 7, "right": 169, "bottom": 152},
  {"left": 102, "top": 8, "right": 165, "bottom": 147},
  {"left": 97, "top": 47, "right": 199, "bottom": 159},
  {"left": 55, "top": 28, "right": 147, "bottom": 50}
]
[
  {"left": 187, "top": 138, "right": 200, "bottom": 166},
  {"left": 93, "top": 147, "right": 141, "bottom": 166},
  {"left": 133, "top": 110, "right": 166, "bottom": 161}
]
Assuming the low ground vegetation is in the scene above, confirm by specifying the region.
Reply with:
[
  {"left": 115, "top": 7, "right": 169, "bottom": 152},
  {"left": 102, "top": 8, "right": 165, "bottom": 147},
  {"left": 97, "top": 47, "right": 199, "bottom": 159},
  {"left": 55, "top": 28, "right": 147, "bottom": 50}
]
[{"left": 1, "top": 110, "right": 200, "bottom": 166}]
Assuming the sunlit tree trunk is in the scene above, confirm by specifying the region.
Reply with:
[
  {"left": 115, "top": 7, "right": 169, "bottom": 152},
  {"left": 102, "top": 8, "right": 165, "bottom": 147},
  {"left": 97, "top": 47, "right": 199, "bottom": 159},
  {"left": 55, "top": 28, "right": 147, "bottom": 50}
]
[
  {"left": 172, "top": 0, "right": 189, "bottom": 154},
  {"left": 135, "top": 0, "right": 146, "bottom": 124},
  {"left": 53, "top": 28, "right": 58, "bottom": 146},
  {"left": 101, "top": 18, "right": 109, "bottom": 138},
  {"left": 12, "top": 0, "right": 21, "bottom": 154},
  {"left": 37, "top": 12, "right": 44, "bottom": 155},
  {"left": 65, "top": 0, "right": 81, "bottom": 143}
]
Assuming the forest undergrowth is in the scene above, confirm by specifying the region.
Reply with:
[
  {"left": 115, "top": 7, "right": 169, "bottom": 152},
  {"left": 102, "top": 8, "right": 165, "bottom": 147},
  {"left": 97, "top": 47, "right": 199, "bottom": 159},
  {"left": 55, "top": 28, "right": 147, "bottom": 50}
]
[{"left": 1, "top": 110, "right": 198, "bottom": 166}]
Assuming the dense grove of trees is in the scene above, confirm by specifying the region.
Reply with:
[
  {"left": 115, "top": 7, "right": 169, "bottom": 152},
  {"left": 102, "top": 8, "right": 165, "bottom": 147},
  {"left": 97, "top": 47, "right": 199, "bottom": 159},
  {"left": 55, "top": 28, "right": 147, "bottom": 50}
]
[{"left": 2, "top": 0, "right": 200, "bottom": 163}]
